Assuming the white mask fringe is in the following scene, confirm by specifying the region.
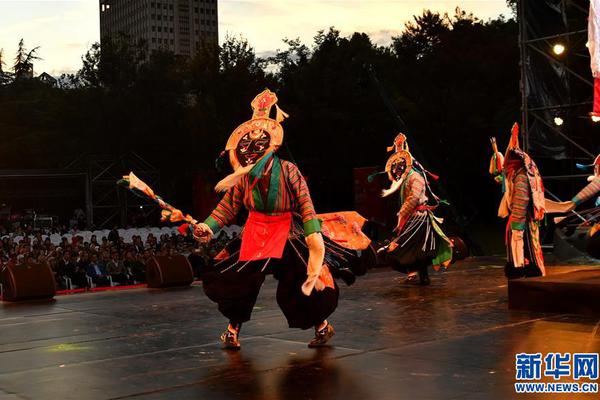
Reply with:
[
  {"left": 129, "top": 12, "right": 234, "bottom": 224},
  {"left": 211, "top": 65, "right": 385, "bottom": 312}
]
[
  {"left": 215, "top": 164, "right": 254, "bottom": 192},
  {"left": 381, "top": 179, "right": 403, "bottom": 198}
]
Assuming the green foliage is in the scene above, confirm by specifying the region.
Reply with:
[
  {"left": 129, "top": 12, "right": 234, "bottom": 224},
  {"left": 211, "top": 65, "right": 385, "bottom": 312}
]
[
  {"left": 0, "top": 9, "right": 519, "bottom": 222},
  {"left": 12, "top": 38, "right": 40, "bottom": 80}
]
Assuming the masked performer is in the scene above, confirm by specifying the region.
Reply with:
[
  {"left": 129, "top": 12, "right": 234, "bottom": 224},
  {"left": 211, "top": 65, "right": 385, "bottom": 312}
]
[
  {"left": 193, "top": 90, "right": 347, "bottom": 350},
  {"left": 380, "top": 134, "right": 453, "bottom": 285},
  {"left": 490, "top": 124, "right": 546, "bottom": 279}
]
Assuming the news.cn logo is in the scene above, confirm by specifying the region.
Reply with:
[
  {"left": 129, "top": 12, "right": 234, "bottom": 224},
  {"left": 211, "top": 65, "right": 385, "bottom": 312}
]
[{"left": 514, "top": 352, "right": 599, "bottom": 394}]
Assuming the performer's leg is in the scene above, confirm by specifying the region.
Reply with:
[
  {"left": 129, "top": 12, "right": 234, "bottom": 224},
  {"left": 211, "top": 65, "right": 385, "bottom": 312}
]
[
  {"left": 274, "top": 243, "right": 339, "bottom": 332},
  {"left": 202, "top": 262, "right": 266, "bottom": 349},
  {"left": 308, "top": 319, "right": 336, "bottom": 348},
  {"left": 418, "top": 263, "right": 430, "bottom": 286}
]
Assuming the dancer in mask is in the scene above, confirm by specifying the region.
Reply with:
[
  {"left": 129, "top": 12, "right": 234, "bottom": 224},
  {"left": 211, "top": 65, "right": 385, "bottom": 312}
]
[
  {"left": 490, "top": 123, "right": 546, "bottom": 278},
  {"left": 194, "top": 89, "right": 369, "bottom": 349},
  {"left": 379, "top": 134, "right": 453, "bottom": 285}
]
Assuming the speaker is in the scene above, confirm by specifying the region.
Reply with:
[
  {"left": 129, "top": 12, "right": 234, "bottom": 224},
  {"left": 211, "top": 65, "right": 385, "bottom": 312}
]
[
  {"left": 1, "top": 263, "right": 56, "bottom": 301},
  {"left": 146, "top": 255, "right": 194, "bottom": 288},
  {"left": 450, "top": 236, "right": 469, "bottom": 262}
]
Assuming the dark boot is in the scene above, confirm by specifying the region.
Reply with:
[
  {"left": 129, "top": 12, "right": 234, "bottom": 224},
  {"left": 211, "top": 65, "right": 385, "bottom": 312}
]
[
  {"left": 504, "top": 262, "right": 525, "bottom": 279},
  {"left": 418, "top": 266, "right": 430, "bottom": 286}
]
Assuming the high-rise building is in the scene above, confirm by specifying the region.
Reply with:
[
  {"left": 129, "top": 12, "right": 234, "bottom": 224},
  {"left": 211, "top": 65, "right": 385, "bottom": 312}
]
[{"left": 99, "top": 0, "right": 218, "bottom": 57}]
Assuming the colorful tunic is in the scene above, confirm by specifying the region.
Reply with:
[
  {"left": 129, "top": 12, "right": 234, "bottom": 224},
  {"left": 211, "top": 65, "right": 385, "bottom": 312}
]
[
  {"left": 504, "top": 168, "right": 545, "bottom": 277},
  {"left": 204, "top": 153, "right": 321, "bottom": 240}
]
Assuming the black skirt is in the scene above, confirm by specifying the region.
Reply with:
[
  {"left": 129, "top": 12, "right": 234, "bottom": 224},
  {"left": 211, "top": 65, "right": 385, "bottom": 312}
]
[
  {"left": 201, "top": 236, "right": 339, "bottom": 330},
  {"left": 385, "top": 212, "right": 440, "bottom": 274}
]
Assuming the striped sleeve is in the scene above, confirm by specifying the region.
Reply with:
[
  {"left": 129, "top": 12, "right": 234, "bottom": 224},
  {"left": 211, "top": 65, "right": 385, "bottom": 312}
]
[
  {"left": 572, "top": 177, "right": 600, "bottom": 205},
  {"left": 510, "top": 171, "right": 530, "bottom": 231},
  {"left": 398, "top": 173, "right": 425, "bottom": 222},
  {"left": 285, "top": 162, "right": 320, "bottom": 236},
  {"left": 204, "top": 181, "right": 243, "bottom": 233}
]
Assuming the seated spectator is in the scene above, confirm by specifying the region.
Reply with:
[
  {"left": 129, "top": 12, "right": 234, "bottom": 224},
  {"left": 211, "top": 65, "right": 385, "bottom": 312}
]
[
  {"left": 124, "top": 251, "right": 146, "bottom": 282},
  {"left": 86, "top": 254, "right": 111, "bottom": 287},
  {"left": 106, "top": 251, "right": 130, "bottom": 285},
  {"left": 108, "top": 226, "right": 119, "bottom": 244}
]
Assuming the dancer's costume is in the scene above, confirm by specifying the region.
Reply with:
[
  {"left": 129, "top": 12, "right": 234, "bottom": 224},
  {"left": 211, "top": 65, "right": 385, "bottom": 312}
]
[
  {"left": 490, "top": 124, "right": 546, "bottom": 278},
  {"left": 194, "top": 89, "right": 371, "bottom": 348},
  {"left": 380, "top": 134, "right": 453, "bottom": 284}
]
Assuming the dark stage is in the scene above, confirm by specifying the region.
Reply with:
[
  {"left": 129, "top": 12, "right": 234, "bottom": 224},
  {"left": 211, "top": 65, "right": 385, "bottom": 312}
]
[{"left": 1, "top": 258, "right": 599, "bottom": 400}]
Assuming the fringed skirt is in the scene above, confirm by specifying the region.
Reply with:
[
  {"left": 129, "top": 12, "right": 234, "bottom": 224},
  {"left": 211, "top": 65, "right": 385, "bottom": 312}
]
[
  {"left": 385, "top": 211, "right": 452, "bottom": 274},
  {"left": 200, "top": 229, "right": 373, "bottom": 330}
]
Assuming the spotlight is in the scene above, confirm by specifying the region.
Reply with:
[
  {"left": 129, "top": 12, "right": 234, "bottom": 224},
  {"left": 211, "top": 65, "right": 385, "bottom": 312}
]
[
  {"left": 554, "top": 117, "right": 564, "bottom": 126},
  {"left": 592, "top": 115, "right": 600, "bottom": 123},
  {"left": 553, "top": 43, "right": 566, "bottom": 55}
]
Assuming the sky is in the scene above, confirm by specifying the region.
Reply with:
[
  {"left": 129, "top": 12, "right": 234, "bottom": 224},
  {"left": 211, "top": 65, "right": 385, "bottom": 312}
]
[{"left": 0, "top": 0, "right": 511, "bottom": 76}]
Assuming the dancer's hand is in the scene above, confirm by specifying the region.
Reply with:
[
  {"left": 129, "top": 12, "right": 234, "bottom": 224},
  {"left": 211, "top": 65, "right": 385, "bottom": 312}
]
[
  {"left": 193, "top": 223, "right": 213, "bottom": 243},
  {"left": 302, "top": 232, "right": 326, "bottom": 296},
  {"left": 510, "top": 229, "right": 525, "bottom": 267}
]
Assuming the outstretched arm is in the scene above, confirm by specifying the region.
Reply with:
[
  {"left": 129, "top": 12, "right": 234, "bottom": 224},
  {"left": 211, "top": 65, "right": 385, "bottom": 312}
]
[
  {"left": 195, "top": 182, "right": 244, "bottom": 241},
  {"left": 572, "top": 177, "right": 600, "bottom": 206}
]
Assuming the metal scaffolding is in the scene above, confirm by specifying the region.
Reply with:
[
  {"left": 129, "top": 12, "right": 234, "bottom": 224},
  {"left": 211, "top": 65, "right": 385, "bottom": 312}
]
[
  {"left": 65, "top": 152, "right": 160, "bottom": 229},
  {"left": 518, "top": 0, "right": 596, "bottom": 156}
]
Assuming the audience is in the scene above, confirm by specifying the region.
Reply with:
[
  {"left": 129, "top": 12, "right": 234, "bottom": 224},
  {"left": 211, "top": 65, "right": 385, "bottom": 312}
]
[{"left": 0, "top": 224, "right": 237, "bottom": 291}]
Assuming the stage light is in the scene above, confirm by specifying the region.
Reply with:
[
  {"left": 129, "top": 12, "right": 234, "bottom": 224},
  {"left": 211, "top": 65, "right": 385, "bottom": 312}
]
[
  {"left": 592, "top": 115, "right": 600, "bottom": 123},
  {"left": 553, "top": 43, "right": 566, "bottom": 55},
  {"left": 554, "top": 117, "right": 564, "bottom": 126}
]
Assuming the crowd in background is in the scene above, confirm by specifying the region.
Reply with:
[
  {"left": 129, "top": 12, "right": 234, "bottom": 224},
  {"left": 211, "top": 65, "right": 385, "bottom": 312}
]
[{"left": 0, "top": 222, "right": 237, "bottom": 290}]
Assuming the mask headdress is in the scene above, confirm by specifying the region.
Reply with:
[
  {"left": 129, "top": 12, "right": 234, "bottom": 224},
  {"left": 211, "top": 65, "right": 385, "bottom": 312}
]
[
  {"left": 387, "top": 133, "right": 409, "bottom": 153},
  {"left": 382, "top": 150, "right": 413, "bottom": 197},
  {"left": 216, "top": 89, "right": 289, "bottom": 192},
  {"left": 496, "top": 122, "right": 546, "bottom": 221}
]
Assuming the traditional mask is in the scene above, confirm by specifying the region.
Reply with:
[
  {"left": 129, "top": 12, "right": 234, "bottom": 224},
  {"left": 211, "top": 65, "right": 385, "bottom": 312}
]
[
  {"left": 224, "top": 89, "right": 287, "bottom": 170},
  {"left": 235, "top": 130, "right": 272, "bottom": 167},
  {"left": 386, "top": 150, "right": 413, "bottom": 184},
  {"left": 391, "top": 158, "right": 407, "bottom": 181},
  {"left": 381, "top": 150, "right": 414, "bottom": 197}
]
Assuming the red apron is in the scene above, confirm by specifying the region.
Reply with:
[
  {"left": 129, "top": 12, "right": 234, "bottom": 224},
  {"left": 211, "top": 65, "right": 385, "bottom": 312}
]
[{"left": 239, "top": 211, "right": 292, "bottom": 261}]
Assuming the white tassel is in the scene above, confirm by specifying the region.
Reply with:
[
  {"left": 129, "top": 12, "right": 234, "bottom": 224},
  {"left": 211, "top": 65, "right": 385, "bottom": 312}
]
[
  {"left": 381, "top": 179, "right": 403, "bottom": 198},
  {"left": 215, "top": 164, "right": 254, "bottom": 192}
]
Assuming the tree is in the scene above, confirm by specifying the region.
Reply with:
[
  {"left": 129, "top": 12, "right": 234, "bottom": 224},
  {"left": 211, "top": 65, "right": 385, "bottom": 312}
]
[
  {"left": 13, "top": 39, "right": 40, "bottom": 80},
  {"left": 77, "top": 33, "right": 147, "bottom": 89},
  {"left": 392, "top": 11, "right": 450, "bottom": 60},
  {"left": 0, "top": 48, "right": 11, "bottom": 85},
  {"left": 506, "top": 0, "right": 517, "bottom": 16}
]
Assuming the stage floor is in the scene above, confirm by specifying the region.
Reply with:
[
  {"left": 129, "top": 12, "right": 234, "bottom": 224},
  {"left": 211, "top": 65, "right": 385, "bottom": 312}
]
[{"left": 1, "top": 258, "right": 599, "bottom": 400}]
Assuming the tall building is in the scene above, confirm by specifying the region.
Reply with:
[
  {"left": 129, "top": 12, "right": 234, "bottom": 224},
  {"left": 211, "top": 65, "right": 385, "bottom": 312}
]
[{"left": 99, "top": 0, "right": 218, "bottom": 57}]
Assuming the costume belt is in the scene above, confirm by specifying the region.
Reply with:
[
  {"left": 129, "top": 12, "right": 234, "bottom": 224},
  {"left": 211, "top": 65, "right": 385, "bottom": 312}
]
[{"left": 415, "top": 204, "right": 437, "bottom": 212}]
